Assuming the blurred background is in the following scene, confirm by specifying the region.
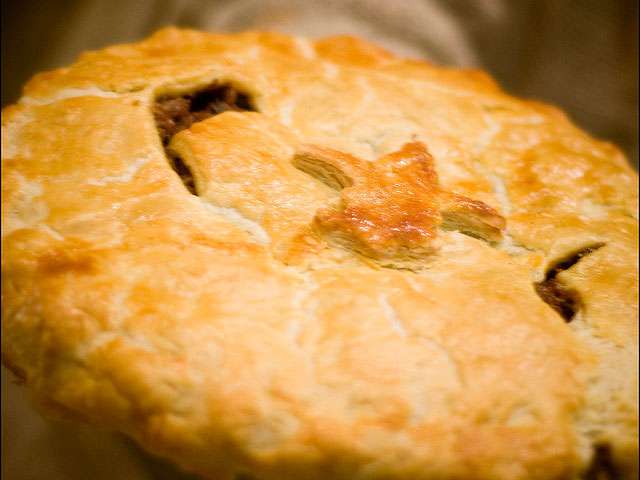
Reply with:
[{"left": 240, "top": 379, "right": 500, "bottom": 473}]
[
  {"left": 2, "top": 0, "right": 638, "bottom": 479},
  {"left": 2, "top": 0, "right": 638, "bottom": 167}
]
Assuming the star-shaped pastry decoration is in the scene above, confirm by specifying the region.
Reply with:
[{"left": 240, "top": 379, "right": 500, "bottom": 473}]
[{"left": 294, "top": 142, "right": 505, "bottom": 265}]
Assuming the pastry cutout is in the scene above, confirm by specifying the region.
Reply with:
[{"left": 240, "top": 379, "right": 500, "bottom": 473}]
[{"left": 294, "top": 142, "right": 505, "bottom": 263}]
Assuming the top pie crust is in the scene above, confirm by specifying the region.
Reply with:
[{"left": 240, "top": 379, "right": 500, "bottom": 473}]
[{"left": 1, "top": 28, "right": 638, "bottom": 479}]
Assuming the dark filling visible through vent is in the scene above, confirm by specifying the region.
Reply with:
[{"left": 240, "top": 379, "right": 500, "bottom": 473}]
[
  {"left": 583, "top": 444, "right": 620, "bottom": 480},
  {"left": 153, "top": 83, "right": 255, "bottom": 194},
  {"left": 534, "top": 243, "right": 604, "bottom": 322}
]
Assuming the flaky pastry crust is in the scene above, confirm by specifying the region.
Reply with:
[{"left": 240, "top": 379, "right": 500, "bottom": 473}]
[{"left": 1, "top": 28, "right": 638, "bottom": 479}]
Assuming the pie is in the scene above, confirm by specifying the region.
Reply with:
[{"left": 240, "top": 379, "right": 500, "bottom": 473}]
[{"left": 2, "top": 28, "right": 638, "bottom": 479}]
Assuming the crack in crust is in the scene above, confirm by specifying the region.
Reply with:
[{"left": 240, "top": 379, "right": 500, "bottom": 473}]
[{"left": 294, "top": 142, "right": 505, "bottom": 265}]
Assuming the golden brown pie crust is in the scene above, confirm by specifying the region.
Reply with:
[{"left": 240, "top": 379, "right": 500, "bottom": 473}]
[{"left": 2, "top": 28, "right": 638, "bottom": 479}]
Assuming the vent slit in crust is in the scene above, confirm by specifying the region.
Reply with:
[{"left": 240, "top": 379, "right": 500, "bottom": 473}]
[
  {"left": 153, "top": 82, "right": 256, "bottom": 194},
  {"left": 534, "top": 243, "right": 604, "bottom": 322},
  {"left": 583, "top": 443, "right": 620, "bottom": 480}
]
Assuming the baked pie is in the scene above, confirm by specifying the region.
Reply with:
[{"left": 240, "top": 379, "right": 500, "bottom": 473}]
[{"left": 2, "top": 28, "right": 638, "bottom": 479}]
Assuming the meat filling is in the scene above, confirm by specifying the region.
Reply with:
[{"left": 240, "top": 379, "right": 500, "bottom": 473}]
[
  {"left": 583, "top": 444, "right": 620, "bottom": 480},
  {"left": 534, "top": 280, "right": 579, "bottom": 322},
  {"left": 154, "top": 83, "right": 254, "bottom": 143}
]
